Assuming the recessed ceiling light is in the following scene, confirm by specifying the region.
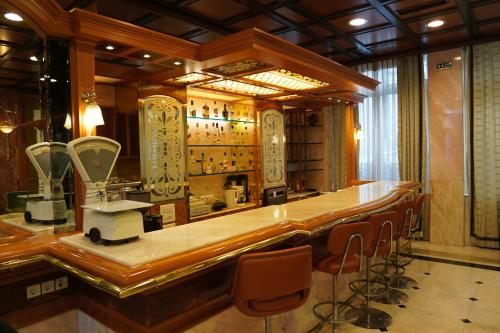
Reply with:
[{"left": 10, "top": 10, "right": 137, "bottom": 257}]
[
  {"left": 143, "top": 54, "right": 151, "bottom": 59},
  {"left": 105, "top": 45, "right": 115, "bottom": 51},
  {"left": 50, "top": 78, "right": 57, "bottom": 82},
  {"left": 349, "top": 18, "right": 367, "bottom": 27},
  {"left": 427, "top": 19, "right": 444, "bottom": 28},
  {"left": 4, "top": 13, "right": 23, "bottom": 22},
  {"left": 454, "top": 56, "right": 461, "bottom": 61},
  {"left": 328, "top": 97, "right": 332, "bottom": 100},
  {"left": 29, "top": 56, "right": 38, "bottom": 62},
  {"left": 40, "top": 77, "right": 45, "bottom": 81},
  {"left": 173, "top": 61, "right": 182, "bottom": 66}
]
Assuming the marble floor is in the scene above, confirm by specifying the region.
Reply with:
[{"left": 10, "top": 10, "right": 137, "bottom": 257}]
[{"left": 320, "top": 258, "right": 500, "bottom": 333}]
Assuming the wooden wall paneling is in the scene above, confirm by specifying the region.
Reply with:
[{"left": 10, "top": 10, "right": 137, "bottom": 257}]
[
  {"left": 95, "top": 84, "right": 116, "bottom": 108},
  {"left": 69, "top": 38, "right": 96, "bottom": 231},
  {"left": 345, "top": 103, "right": 357, "bottom": 186}
]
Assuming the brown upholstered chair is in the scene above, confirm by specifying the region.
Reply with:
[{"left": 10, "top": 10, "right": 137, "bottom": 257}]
[
  {"left": 312, "top": 221, "right": 371, "bottom": 332},
  {"left": 231, "top": 245, "right": 312, "bottom": 333}
]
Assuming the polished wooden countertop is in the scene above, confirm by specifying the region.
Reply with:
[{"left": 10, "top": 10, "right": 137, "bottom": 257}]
[{"left": 0, "top": 181, "right": 418, "bottom": 297}]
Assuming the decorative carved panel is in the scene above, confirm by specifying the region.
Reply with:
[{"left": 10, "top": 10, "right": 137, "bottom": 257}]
[
  {"left": 261, "top": 108, "right": 286, "bottom": 188},
  {"left": 140, "top": 95, "right": 186, "bottom": 202}
]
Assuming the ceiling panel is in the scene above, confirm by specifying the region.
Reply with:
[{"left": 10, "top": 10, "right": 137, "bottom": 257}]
[
  {"left": 2, "top": 60, "right": 38, "bottom": 72},
  {"left": 421, "top": 29, "right": 469, "bottom": 46},
  {"left": 307, "top": 24, "right": 332, "bottom": 38},
  {"left": 0, "top": 68, "right": 27, "bottom": 79},
  {"left": 407, "top": 11, "right": 464, "bottom": 34},
  {"left": 354, "top": 26, "right": 404, "bottom": 45},
  {"left": 473, "top": 2, "right": 500, "bottom": 22},
  {"left": 189, "top": 31, "right": 223, "bottom": 43},
  {"left": 230, "top": 14, "right": 286, "bottom": 31},
  {"left": 299, "top": 0, "right": 368, "bottom": 16},
  {"left": 370, "top": 40, "right": 414, "bottom": 55},
  {"left": 274, "top": 7, "right": 307, "bottom": 23},
  {"left": 185, "top": 0, "right": 249, "bottom": 21},
  {"left": 389, "top": 0, "right": 456, "bottom": 20},
  {"left": 479, "top": 22, "right": 500, "bottom": 35},
  {"left": 0, "top": 29, "right": 29, "bottom": 44},
  {"left": 329, "top": 8, "right": 390, "bottom": 33},
  {"left": 96, "top": 0, "right": 151, "bottom": 23},
  {"left": 144, "top": 15, "right": 199, "bottom": 36},
  {"left": 275, "top": 30, "right": 312, "bottom": 44}
]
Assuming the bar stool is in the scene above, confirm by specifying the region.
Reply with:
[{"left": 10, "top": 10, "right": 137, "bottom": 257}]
[
  {"left": 312, "top": 221, "right": 371, "bottom": 332},
  {"left": 231, "top": 245, "right": 312, "bottom": 333},
  {"left": 372, "top": 200, "right": 412, "bottom": 304},
  {"left": 347, "top": 212, "right": 395, "bottom": 329}
]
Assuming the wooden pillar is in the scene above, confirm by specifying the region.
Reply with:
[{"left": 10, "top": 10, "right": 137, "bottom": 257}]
[{"left": 70, "top": 38, "right": 95, "bottom": 230}]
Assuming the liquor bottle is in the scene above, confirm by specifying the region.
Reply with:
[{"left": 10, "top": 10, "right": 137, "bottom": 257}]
[
  {"left": 220, "top": 126, "right": 226, "bottom": 144},
  {"left": 200, "top": 152, "right": 206, "bottom": 174},
  {"left": 202, "top": 102, "right": 209, "bottom": 118},
  {"left": 211, "top": 123, "right": 217, "bottom": 144},
  {"left": 190, "top": 100, "right": 196, "bottom": 117},
  {"left": 248, "top": 151, "right": 254, "bottom": 170},
  {"left": 195, "top": 123, "right": 201, "bottom": 144},
  {"left": 222, "top": 104, "right": 229, "bottom": 120},
  {"left": 215, "top": 123, "right": 221, "bottom": 144},
  {"left": 213, "top": 100, "right": 218, "bottom": 118},
  {"left": 207, "top": 157, "right": 213, "bottom": 174},
  {"left": 239, "top": 152, "right": 244, "bottom": 170},
  {"left": 230, "top": 125, "right": 235, "bottom": 144},
  {"left": 223, "top": 152, "right": 228, "bottom": 171},
  {"left": 231, "top": 153, "right": 237, "bottom": 171},
  {"left": 204, "top": 124, "right": 210, "bottom": 144},
  {"left": 218, "top": 160, "right": 224, "bottom": 173},
  {"left": 229, "top": 104, "right": 235, "bottom": 119},
  {"left": 189, "top": 149, "right": 195, "bottom": 175},
  {"left": 244, "top": 126, "right": 248, "bottom": 145}
]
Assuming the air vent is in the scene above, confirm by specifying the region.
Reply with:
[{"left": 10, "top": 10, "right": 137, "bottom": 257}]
[{"left": 396, "top": 0, "right": 448, "bottom": 16}]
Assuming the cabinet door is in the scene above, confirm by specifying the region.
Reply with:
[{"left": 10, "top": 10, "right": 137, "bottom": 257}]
[
  {"left": 261, "top": 108, "right": 286, "bottom": 188},
  {"left": 139, "top": 95, "right": 186, "bottom": 202}
]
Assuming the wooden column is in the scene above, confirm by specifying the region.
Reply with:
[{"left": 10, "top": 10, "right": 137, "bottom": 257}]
[{"left": 70, "top": 38, "right": 95, "bottom": 230}]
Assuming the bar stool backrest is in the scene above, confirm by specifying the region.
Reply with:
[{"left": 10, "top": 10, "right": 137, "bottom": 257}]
[
  {"left": 412, "top": 194, "right": 427, "bottom": 230},
  {"left": 327, "top": 222, "right": 371, "bottom": 274},
  {"left": 366, "top": 211, "right": 396, "bottom": 257},
  {"left": 393, "top": 200, "right": 413, "bottom": 240},
  {"left": 231, "top": 245, "right": 312, "bottom": 317}
]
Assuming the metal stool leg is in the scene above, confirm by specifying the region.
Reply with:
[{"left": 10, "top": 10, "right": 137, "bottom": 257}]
[
  {"left": 265, "top": 316, "right": 272, "bottom": 333},
  {"left": 346, "top": 257, "right": 393, "bottom": 329},
  {"left": 372, "top": 253, "right": 409, "bottom": 305},
  {"left": 390, "top": 240, "right": 418, "bottom": 289}
]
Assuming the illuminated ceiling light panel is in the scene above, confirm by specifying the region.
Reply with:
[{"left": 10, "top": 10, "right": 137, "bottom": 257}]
[
  {"left": 166, "top": 72, "right": 215, "bottom": 85},
  {"left": 199, "top": 80, "right": 281, "bottom": 96},
  {"left": 205, "top": 59, "right": 270, "bottom": 76},
  {"left": 275, "top": 94, "right": 300, "bottom": 101},
  {"left": 244, "top": 69, "right": 329, "bottom": 91}
]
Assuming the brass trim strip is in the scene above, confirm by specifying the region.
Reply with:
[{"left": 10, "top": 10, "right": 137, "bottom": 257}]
[{"left": 0, "top": 189, "right": 416, "bottom": 298}]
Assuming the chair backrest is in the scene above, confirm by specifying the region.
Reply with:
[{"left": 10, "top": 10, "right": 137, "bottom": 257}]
[
  {"left": 366, "top": 211, "right": 396, "bottom": 257},
  {"left": 412, "top": 193, "right": 427, "bottom": 230},
  {"left": 231, "top": 245, "right": 312, "bottom": 317},
  {"left": 326, "top": 221, "right": 371, "bottom": 273},
  {"left": 393, "top": 200, "right": 414, "bottom": 240}
]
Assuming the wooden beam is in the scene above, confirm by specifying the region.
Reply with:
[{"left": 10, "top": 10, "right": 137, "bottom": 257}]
[
  {"left": 455, "top": 0, "right": 480, "bottom": 38},
  {"left": 366, "top": 0, "right": 422, "bottom": 47}
]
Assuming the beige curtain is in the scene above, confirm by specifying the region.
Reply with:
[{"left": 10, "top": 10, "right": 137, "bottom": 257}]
[
  {"left": 397, "top": 55, "right": 425, "bottom": 183},
  {"left": 327, "top": 104, "right": 347, "bottom": 191},
  {"left": 471, "top": 41, "right": 500, "bottom": 248}
]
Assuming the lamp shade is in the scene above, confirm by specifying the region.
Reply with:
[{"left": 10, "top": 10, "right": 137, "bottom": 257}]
[
  {"left": 64, "top": 113, "right": 72, "bottom": 130},
  {"left": 83, "top": 103, "right": 104, "bottom": 129},
  {"left": 0, "top": 121, "right": 15, "bottom": 134}
]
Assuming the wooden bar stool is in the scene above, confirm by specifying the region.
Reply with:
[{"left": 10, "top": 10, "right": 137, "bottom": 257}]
[
  {"left": 372, "top": 200, "right": 412, "bottom": 304},
  {"left": 312, "top": 221, "right": 371, "bottom": 332},
  {"left": 347, "top": 212, "right": 395, "bottom": 329},
  {"left": 231, "top": 245, "right": 312, "bottom": 333}
]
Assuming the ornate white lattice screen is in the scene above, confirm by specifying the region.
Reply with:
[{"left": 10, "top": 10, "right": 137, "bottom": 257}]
[
  {"left": 140, "top": 95, "right": 186, "bottom": 202},
  {"left": 261, "top": 108, "right": 285, "bottom": 188}
]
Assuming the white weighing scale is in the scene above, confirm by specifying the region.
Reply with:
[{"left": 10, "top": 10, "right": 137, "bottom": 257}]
[
  {"left": 23, "top": 142, "right": 70, "bottom": 225},
  {"left": 67, "top": 136, "right": 152, "bottom": 245}
]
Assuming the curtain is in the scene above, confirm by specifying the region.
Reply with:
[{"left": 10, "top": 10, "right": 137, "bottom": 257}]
[
  {"left": 356, "top": 59, "right": 399, "bottom": 180},
  {"left": 327, "top": 104, "right": 348, "bottom": 191},
  {"left": 471, "top": 41, "right": 500, "bottom": 248},
  {"left": 397, "top": 55, "right": 424, "bottom": 182}
]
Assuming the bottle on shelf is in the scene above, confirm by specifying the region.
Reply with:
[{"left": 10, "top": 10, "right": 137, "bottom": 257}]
[
  {"left": 244, "top": 126, "right": 248, "bottom": 145},
  {"left": 187, "top": 125, "right": 191, "bottom": 144},
  {"left": 220, "top": 126, "right": 226, "bottom": 144},
  {"left": 215, "top": 123, "right": 221, "bottom": 144},
  {"left": 231, "top": 153, "right": 237, "bottom": 171},
  {"left": 230, "top": 125, "right": 235, "bottom": 144},
  {"left": 202, "top": 102, "right": 209, "bottom": 118},
  {"left": 229, "top": 103, "right": 235, "bottom": 119},
  {"left": 195, "top": 123, "right": 201, "bottom": 144},
  {"left": 207, "top": 157, "right": 213, "bottom": 174},
  {"left": 211, "top": 122, "right": 217, "bottom": 144},
  {"left": 190, "top": 100, "right": 196, "bottom": 117},
  {"left": 200, "top": 152, "right": 206, "bottom": 174},
  {"left": 204, "top": 124, "right": 210, "bottom": 144},
  {"left": 223, "top": 152, "right": 229, "bottom": 171},
  {"left": 213, "top": 100, "right": 218, "bottom": 118},
  {"left": 239, "top": 152, "right": 244, "bottom": 170},
  {"left": 222, "top": 103, "right": 229, "bottom": 120}
]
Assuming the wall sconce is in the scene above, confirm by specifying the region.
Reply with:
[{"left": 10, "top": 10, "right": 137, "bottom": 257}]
[
  {"left": 0, "top": 120, "right": 15, "bottom": 160},
  {"left": 64, "top": 113, "right": 72, "bottom": 130},
  {"left": 81, "top": 89, "right": 104, "bottom": 134},
  {"left": 355, "top": 123, "right": 363, "bottom": 141}
]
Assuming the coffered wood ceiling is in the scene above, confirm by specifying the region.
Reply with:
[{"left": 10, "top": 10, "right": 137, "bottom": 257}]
[{"left": 58, "top": 0, "right": 500, "bottom": 64}]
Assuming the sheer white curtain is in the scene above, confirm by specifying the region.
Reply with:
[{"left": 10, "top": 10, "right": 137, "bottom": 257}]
[{"left": 356, "top": 59, "right": 399, "bottom": 180}]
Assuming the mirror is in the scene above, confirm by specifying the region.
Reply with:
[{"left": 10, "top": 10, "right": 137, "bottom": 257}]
[{"left": 0, "top": 2, "right": 74, "bottom": 240}]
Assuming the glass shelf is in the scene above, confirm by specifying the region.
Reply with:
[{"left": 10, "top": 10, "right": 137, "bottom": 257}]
[
  {"left": 187, "top": 116, "right": 255, "bottom": 124},
  {"left": 188, "top": 144, "right": 258, "bottom": 147},
  {"left": 188, "top": 169, "right": 256, "bottom": 177}
]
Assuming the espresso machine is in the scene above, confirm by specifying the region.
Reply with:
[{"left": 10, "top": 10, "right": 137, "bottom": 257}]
[{"left": 225, "top": 174, "right": 249, "bottom": 203}]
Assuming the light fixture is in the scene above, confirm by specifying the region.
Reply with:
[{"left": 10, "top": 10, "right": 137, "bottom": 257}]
[
  {"left": 30, "top": 56, "right": 38, "bottom": 62},
  {"left": 328, "top": 97, "right": 332, "bottom": 100},
  {"left": 349, "top": 18, "right": 367, "bottom": 27},
  {"left": 244, "top": 69, "right": 329, "bottom": 90},
  {"left": 105, "top": 45, "right": 115, "bottom": 51},
  {"left": 4, "top": 12, "right": 23, "bottom": 22},
  {"left": 50, "top": 78, "right": 57, "bottom": 82},
  {"left": 143, "top": 54, "right": 151, "bottom": 59},
  {"left": 355, "top": 123, "right": 363, "bottom": 140},
  {"left": 199, "top": 80, "right": 281, "bottom": 96},
  {"left": 81, "top": 90, "right": 104, "bottom": 134},
  {"left": 173, "top": 61, "right": 182, "bottom": 66},
  {"left": 166, "top": 72, "right": 215, "bottom": 85},
  {"left": 427, "top": 19, "right": 444, "bottom": 28},
  {"left": 40, "top": 77, "right": 45, "bottom": 81},
  {"left": 0, "top": 120, "right": 15, "bottom": 134},
  {"left": 64, "top": 113, "right": 72, "bottom": 130},
  {"left": 454, "top": 56, "right": 462, "bottom": 61},
  {"left": 275, "top": 94, "right": 300, "bottom": 101}
]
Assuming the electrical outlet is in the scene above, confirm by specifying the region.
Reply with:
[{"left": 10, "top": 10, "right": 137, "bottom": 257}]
[
  {"left": 26, "top": 284, "right": 41, "bottom": 299},
  {"left": 160, "top": 203, "right": 175, "bottom": 223},
  {"left": 41, "top": 280, "right": 55, "bottom": 294},
  {"left": 55, "top": 276, "right": 68, "bottom": 290}
]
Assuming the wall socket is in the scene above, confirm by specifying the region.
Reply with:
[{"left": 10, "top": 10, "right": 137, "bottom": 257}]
[
  {"left": 160, "top": 203, "right": 175, "bottom": 223},
  {"left": 26, "top": 276, "right": 68, "bottom": 299},
  {"left": 26, "top": 284, "right": 41, "bottom": 299},
  {"left": 41, "top": 280, "right": 55, "bottom": 294}
]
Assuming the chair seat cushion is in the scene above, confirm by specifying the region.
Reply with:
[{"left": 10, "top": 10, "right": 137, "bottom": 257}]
[{"left": 315, "top": 254, "right": 361, "bottom": 275}]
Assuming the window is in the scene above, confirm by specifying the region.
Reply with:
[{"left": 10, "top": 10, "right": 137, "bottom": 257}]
[{"left": 356, "top": 59, "right": 399, "bottom": 180}]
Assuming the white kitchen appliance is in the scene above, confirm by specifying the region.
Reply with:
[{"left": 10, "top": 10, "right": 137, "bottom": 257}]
[
  {"left": 224, "top": 189, "right": 238, "bottom": 208},
  {"left": 23, "top": 142, "right": 70, "bottom": 224},
  {"left": 67, "top": 136, "right": 152, "bottom": 244}
]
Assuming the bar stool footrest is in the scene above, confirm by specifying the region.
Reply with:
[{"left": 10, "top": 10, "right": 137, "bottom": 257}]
[
  {"left": 313, "top": 300, "right": 358, "bottom": 325},
  {"left": 348, "top": 279, "right": 387, "bottom": 298}
]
